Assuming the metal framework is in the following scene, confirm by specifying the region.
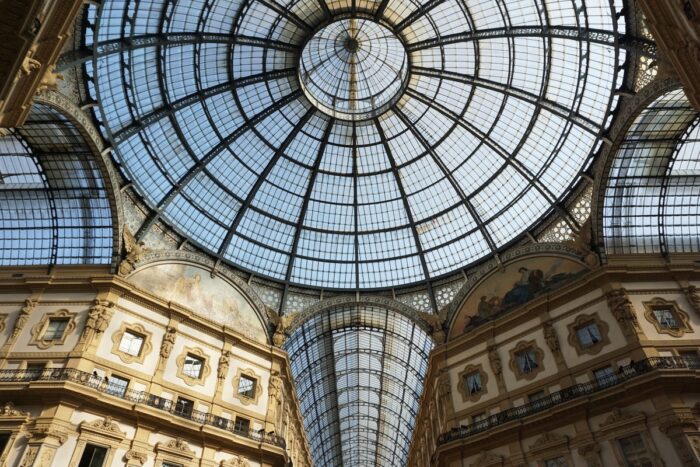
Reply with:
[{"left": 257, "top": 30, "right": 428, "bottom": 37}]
[
  {"left": 0, "top": 103, "right": 113, "bottom": 266},
  {"left": 78, "top": 0, "right": 643, "bottom": 464},
  {"left": 284, "top": 304, "right": 434, "bottom": 467},
  {"left": 603, "top": 88, "right": 700, "bottom": 256},
  {"left": 82, "top": 0, "right": 638, "bottom": 292}
]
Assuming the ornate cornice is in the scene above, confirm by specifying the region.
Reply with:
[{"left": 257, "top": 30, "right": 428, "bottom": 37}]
[{"left": 79, "top": 417, "right": 126, "bottom": 440}]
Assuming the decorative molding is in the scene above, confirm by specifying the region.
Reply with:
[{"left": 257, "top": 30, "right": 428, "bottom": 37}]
[
  {"left": 155, "top": 437, "right": 195, "bottom": 460},
  {"left": 606, "top": 289, "right": 642, "bottom": 338},
  {"left": 217, "top": 350, "right": 230, "bottom": 381},
  {"left": 110, "top": 322, "right": 153, "bottom": 364},
  {"left": 683, "top": 285, "right": 700, "bottom": 316},
  {"left": 78, "top": 417, "right": 126, "bottom": 441},
  {"left": 457, "top": 364, "right": 488, "bottom": 403},
  {"left": 642, "top": 297, "right": 693, "bottom": 337},
  {"left": 508, "top": 340, "right": 545, "bottom": 381},
  {"left": 221, "top": 456, "right": 251, "bottom": 467},
  {"left": 469, "top": 450, "right": 504, "bottom": 467},
  {"left": 543, "top": 321, "right": 561, "bottom": 355},
  {"left": 566, "top": 312, "right": 611, "bottom": 356},
  {"left": 28, "top": 309, "right": 77, "bottom": 349},
  {"left": 0, "top": 313, "right": 6, "bottom": 334},
  {"left": 0, "top": 402, "right": 29, "bottom": 419},
  {"left": 233, "top": 367, "right": 263, "bottom": 406},
  {"left": 529, "top": 432, "right": 569, "bottom": 454},
  {"left": 175, "top": 346, "right": 212, "bottom": 386},
  {"left": 123, "top": 450, "right": 148, "bottom": 465},
  {"left": 599, "top": 408, "right": 647, "bottom": 433}
]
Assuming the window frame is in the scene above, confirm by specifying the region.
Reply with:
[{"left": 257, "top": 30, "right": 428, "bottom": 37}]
[
  {"left": 175, "top": 346, "right": 211, "bottom": 386},
  {"left": 233, "top": 368, "right": 263, "bottom": 405},
  {"left": 643, "top": 298, "right": 693, "bottom": 338},
  {"left": 29, "top": 309, "right": 77, "bottom": 349},
  {"left": 509, "top": 340, "right": 545, "bottom": 381},
  {"left": 457, "top": 364, "right": 488, "bottom": 402},
  {"left": 111, "top": 322, "right": 153, "bottom": 364},
  {"left": 567, "top": 312, "right": 610, "bottom": 356}
]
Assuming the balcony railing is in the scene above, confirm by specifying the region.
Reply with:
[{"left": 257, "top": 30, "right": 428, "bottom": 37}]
[
  {"left": 438, "top": 356, "right": 700, "bottom": 446},
  {"left": 0, "top": 367, "right": 286, "bottom": 448}
]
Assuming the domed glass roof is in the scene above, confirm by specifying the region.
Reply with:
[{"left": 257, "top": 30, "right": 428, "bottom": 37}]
[{"left": 85, "top": 0, "right": 627, "bottom": 290}]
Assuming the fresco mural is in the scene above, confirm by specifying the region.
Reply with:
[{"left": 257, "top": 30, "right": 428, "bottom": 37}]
[
  {"left": 449, "top": 255, "right": 588, "bottom": 339},
  {"left": 129, "top": 263, "right": 268, "bottom": 343}
]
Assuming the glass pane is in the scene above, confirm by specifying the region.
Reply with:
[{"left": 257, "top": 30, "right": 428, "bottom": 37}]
[
  {"left": 118, "top": 331, "right": 144, "bottom": 356},
  {"left": 184, "top": 355, "right": 204, "bottom": 378}
]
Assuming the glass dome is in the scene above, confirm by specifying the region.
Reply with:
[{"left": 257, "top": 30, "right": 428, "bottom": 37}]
[{"left": 85, "top": 0, "right": 627, "bottom": 290}]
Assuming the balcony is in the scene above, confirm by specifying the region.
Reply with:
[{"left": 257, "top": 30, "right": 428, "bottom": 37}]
[
  {"left": 0, "top": 367, "right": 286, "bottom": 448},
  {"left": 438, "top": 356, "right": 700, "bottom": 446}
]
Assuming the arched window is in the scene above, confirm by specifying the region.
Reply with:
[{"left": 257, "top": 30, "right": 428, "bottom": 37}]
[
  {"left": 603, "top": 89, "right": 700, "bottom": 255},
  {"left": 0, "top": 103, "right": 114, "bottom": 266}
]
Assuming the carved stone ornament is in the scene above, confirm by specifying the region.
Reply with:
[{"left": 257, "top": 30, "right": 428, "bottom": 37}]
[
  {"left": 488, "top": 345, "right": 503, "bottom": 376},
  {"left": 578, "top": 443, "right": 603, "bottom": 467},
  {"left": 155, "top": 437, "right": 195, "bottom": 459},
  {"left": 470, "top": 450, "right": 504, "bottom": 467},
  {"left": 79, "top": 417, "right": 126, "bottom": 440},
  {"left": 118, "top": 225, "right": 150, "bottom": 277},
  {"left": 160, "top": 326, "right": 177, "bottom": 358},
  {"left": 0, "top": 313, "right": 6, "bottom": 333},
  {"left": 599, "top": 407, "right": 646, "bottom": 432},
  {"left": 543, "top": 321, "right": 561, "bottom": 354},
  {"left": 221, "top": 456, "right": 251, "bottom": 467},
  {"left": 31, "top": 427, "right": 68, "bottom": 445},
  {"left": 562, "top": 218, "right": 600, "bottom": 268},
  {"left": 123, "top": 450, "right": 148, "bottom": 465},
  {"left": 606, "top": 289, "right": 640, "bottom": 337},
  {"left": 266, "top": 308, "right": 298, "bottom": 347},
  {"left": 217, "top": 350, "right": 230, "bottom": 381},
  {"left": 683, "top": 285, "right": 700, "bottom": 316},
  {"left": 529, "top": 431, "right": 568, "bottom": 452},
  {"left": 0, "top": 401, "right": 29, "bottom": 418},
  {"left": 417, "top": 307, "right": 448, "bottom": 343},
  {"left": 12, "top": 299, "right": 36, "bottom": 339},
  {"left": 19, "top": 446, "right": 38, "bottom": 467}
]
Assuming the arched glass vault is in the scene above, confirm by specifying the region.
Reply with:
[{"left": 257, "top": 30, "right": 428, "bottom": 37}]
[
  {"left": 284, "top": 304, "right": 434, "bottom": 467},
  {"left": 603, "top": 88, "right": 700, "bottom": 256},
  {"left": 0, "top": 103, "right": 114, "bottom": 266},
  {"left": 82, "top": 0, "right": 639, "bottom": 291}
]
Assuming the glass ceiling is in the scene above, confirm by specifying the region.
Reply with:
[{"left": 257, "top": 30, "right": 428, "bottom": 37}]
[
  {"left": 603, "top": 89, "right": 700, "bottom": 255},
  {"left": 84, "top": 0, "right": 627, "bottom": 290},
  {"left": 284, "top": 304, "right": 433, "bottom": 467}
]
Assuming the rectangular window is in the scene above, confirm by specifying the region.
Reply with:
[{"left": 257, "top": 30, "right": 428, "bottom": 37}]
[
  {"left": 516, "top": 349, "right": 539, "bottom": 373},
  {"left": 183, "top": 354, "right": 204, "bottom": 379},
  {"left": 238, "top": 375, "right": 257, "bottom": 398},
  {"left": 233, "top": 416, "right": 250, "bottom": 434},
  {"left": 544, "top": 457, "right": 567, "bottom": 467},
  {"left": 576, "top": 322, "right": 602, "bottom": 348},
  {"left": 43, "top": 318, "right": 69, "bottom": 340},
  {"left": 78, "top": 444, "right": 108, "bottom": 467},
  {"left": 618, "top": 433, "right": 653, "bottom": 467},
  {"left": 118, "top": 330, "right": 144, "bottom": 356},
  {"left": 653, "top": 309, "right": 679, "bottom": 329},
  {"left": 105, "top": 375, "right": 129, "bottom": 398},
  {"left": 174, "top": 396, "right": 194, "bottom": 418},
  {"left": 594, "top": 366, "right": 616, "bottom": 387},
  {"left": 464, "top": 372, "right": 482, "bottom": 394}
]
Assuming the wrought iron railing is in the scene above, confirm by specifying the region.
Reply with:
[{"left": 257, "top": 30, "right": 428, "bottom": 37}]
[
  {"left": 0, "top": 367, "right": 286, "bottom": 448},
  {"left": 438, "top": 356, "right": 700, "bottom": 446}
]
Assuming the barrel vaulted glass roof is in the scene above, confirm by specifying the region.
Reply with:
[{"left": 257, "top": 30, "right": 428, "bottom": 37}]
[
  {"left": 284, "top": 304, "right": 433, "bottom": 467},
  {"left": 84, "top": 0, "right": 629, "bottom": 290}
]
